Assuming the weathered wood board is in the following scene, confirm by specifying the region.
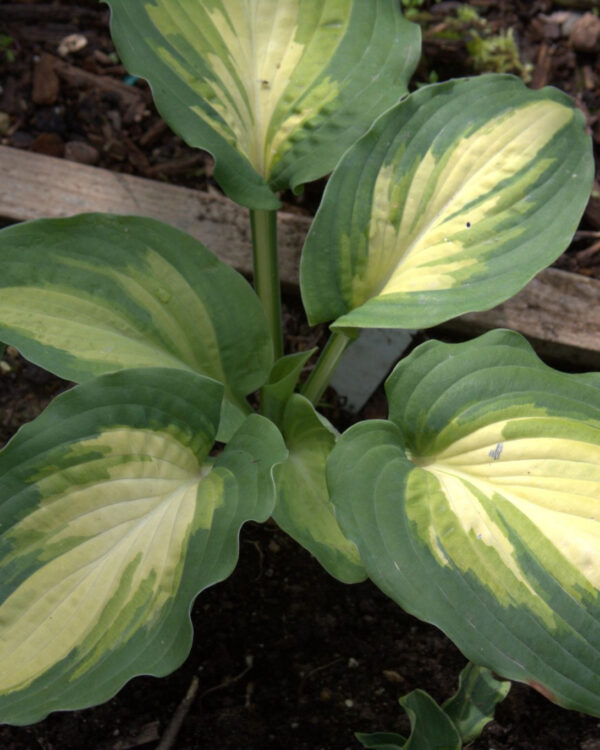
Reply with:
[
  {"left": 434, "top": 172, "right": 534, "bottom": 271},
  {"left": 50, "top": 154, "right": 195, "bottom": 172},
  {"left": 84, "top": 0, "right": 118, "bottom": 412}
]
[
  {"left": 1, "top": 145, "right": 599, "bottom": 367},
  {"left": 0, "top": 145, "right": 308, "bottom": 288}
]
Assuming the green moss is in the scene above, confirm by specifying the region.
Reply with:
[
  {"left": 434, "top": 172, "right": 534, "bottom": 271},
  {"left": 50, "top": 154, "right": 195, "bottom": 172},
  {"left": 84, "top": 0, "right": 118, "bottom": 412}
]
[{"left": 467, "top": 28, "right": 532, "bottom": 81}]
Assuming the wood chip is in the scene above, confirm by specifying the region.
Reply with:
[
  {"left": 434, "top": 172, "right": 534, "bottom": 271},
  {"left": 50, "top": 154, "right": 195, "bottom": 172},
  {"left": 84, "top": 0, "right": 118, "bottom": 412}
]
[
  {"left": 532, "top": 42, "right": 552, "bottom": 89},
  {"left": 51, "top": 55, "right": 143, "bottom": 109},
  {"left": 147, "top": 152, "right": 204, "bottom": 177},
  {"left": 32, "top": 53, "right": 60, "bottom": 106},
  {"left": 29, "top": 133, "right": 64, "bottom": 158}
]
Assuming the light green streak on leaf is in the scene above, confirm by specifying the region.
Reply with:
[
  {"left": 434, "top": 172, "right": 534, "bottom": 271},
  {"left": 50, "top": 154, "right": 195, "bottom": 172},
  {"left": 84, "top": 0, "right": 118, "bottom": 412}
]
[{"left": 409, "top": 469, "right": 552, "bottom": 610}]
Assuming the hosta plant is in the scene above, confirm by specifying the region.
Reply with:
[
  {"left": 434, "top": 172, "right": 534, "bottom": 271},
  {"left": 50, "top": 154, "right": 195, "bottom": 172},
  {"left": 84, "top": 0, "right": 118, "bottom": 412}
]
[{"left": 0, "top": 0, "right": 596, "bottom": 743}]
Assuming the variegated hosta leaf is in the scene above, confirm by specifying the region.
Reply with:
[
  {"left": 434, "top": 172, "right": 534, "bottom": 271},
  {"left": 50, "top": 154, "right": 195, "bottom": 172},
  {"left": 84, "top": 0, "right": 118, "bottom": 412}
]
[
  {"left": 273, "top": 394, "right": 365, "bottom": 583},
  {"left": 301, "top": 75, "right": 593, "bottom": 329},
  {"left": 328, "top": 330, "right": 600, "bottom": 716},
  {"left": 0, "top": 367, "right": 286, "bottom": 725},
  {"left": 0, "top": 214, "right": 273, "bottom": 440},
  {"left": 106, "top": 0, "right": 421, "bottom": 209}
]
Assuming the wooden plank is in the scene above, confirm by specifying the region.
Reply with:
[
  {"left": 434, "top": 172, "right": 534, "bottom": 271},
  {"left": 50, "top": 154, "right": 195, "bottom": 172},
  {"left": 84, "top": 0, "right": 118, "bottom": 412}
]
[
  {"left": 440, "top": 268, "right": 600, "bottom": 368},
  {"left": 1, "top": 145, "right": 599, "bottom": 366},
  {"left": 0, "top": 145, "right": 308, "bottom": 288}
]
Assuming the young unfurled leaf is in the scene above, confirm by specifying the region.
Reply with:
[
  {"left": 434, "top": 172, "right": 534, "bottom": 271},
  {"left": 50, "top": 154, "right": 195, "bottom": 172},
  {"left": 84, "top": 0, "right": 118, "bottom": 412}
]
[
  {"left": 357, "top": 663, "right": 509, "bottom": 749},
  {"left": 106, "top": 0, "right": 421, "bottom": 209},
  {"left": 329, "top": 330, "right": 600, "bottom": 717},
  {"left": 261, "top": 349, "right": 316, "bottom": 426},
  {"left": 0, "top": 368, "right": 286, "bottom": 725},
  {"left": 273, "top": 394, "right": 365, "bottom": 583},
  {"left": 0, "top": 214, "right": 273, "bottom": 440},
  {"left": 443, "top": 663, "right": 510, "bottom": 743},
  {"left": 301, "top": 75, "right": 593, "bottom": 329},
  {"left": 357, "top": 691, "right": 461, "bottom": 750}
]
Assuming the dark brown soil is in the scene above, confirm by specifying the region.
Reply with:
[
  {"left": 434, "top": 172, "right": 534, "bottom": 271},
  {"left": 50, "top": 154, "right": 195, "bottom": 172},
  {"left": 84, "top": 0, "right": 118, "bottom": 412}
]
[{"left": 1, "top": 1, "right": 600, "bottom": 748}]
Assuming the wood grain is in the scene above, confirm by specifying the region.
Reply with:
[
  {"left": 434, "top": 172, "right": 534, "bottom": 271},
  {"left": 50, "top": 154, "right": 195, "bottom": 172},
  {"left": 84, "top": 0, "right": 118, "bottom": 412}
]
[{"left": 1, "top": 145, "right": 599, "bottom": 367}]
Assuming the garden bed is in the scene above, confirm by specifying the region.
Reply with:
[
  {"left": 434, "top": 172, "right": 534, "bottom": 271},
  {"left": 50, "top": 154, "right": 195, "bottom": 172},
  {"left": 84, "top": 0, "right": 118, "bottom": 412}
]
[{"left": 1, "top": 1, "right": 600, "bottom": 748}]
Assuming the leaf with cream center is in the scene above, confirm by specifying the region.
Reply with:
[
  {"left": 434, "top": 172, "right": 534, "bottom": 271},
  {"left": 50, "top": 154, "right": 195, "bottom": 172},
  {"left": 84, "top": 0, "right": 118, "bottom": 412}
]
[
  {"left": 328, "top": 330, "right": 600, "bottom": 716},
  {"left": 0, "top": 367, "right": 286, "bottom": 724},
  {"left": 106, "top": 0, "right": 421, "bottom": 208},
  {"left": 301, "top": 75, "right": 593, "bottom": 329}
]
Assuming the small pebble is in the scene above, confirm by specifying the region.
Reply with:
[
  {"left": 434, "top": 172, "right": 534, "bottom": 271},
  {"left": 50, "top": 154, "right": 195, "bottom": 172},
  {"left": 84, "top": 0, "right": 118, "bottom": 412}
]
[
  {"left": 383, "top": 669, "right": 404, "bottom": 684},
  {"left": 57, "top": 33, "right": 88, "bottom": 57},
  {"left": 570, "top": 13, "right": 600, "bottom": 53}
]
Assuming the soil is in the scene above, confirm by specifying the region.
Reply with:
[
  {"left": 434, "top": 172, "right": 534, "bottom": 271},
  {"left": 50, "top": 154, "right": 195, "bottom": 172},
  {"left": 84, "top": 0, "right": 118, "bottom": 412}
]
[{"left": 1, "top": 1, "right": 600, "bottom": 749}]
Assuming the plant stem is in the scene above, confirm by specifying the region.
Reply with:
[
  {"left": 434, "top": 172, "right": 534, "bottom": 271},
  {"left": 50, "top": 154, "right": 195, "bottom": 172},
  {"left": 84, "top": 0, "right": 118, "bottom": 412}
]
[
  {"left": 250, "top": 208, "right": 283, "bottom": 361},
  {"left": 301, "top": 330, "right": 352, "bottom": 406}
]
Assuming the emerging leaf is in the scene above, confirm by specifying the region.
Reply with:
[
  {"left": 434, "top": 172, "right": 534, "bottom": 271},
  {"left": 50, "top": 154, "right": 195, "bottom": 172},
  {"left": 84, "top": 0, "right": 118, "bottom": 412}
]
[
  {"left": 358, "top": 691, "right": 462, "bottom": 750},
  {"left": 0, "top": 368, "right": 286, "bottom": 724},
  {"left": 357, "top": 663, "right": 509, "bottom": 749},
  {"left": 301, "top": 75, "right": 593, "bottom": 329},
  {"left": 262, "top": 349, "right": 316, "bottom": 426},
  {"left": 106, "top": 0, "right": 421, "bottom": 208},
  {"left": 329, "top": 330, "right": 600, "bottom": 717},
  {"left": 273, "top": 394, "right": 365, "bottom": 583},
  {"left": 0, "top": 214, "right": 273, "bottom": 440},
  {"left": 442, "top": 662, "right": 510, "bottom": 743}
]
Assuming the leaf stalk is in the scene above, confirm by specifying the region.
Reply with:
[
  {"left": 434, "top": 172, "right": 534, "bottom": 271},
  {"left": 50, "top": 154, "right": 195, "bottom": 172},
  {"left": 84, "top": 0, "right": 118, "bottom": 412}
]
[
  {"left": 301, "top": 330, "right": 352, "bottom": 406},
  {"left": 250, "top": 208, "right": 283, "bottom": 361}
]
